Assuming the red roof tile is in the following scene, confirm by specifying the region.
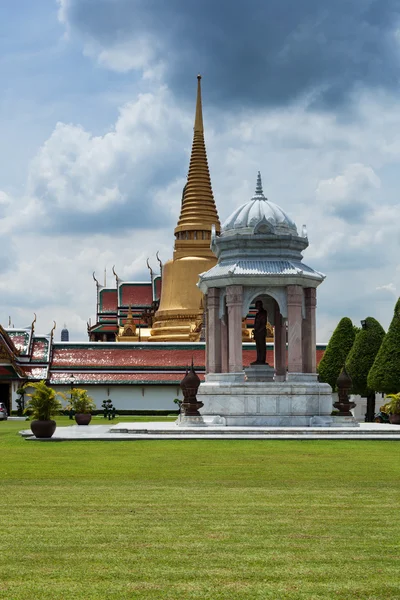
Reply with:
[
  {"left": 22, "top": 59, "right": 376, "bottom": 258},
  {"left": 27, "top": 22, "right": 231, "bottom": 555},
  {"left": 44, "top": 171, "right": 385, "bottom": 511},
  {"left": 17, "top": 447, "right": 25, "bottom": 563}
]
[
  {"left": 49, "top": 371, "right": 194, "bottom": 384},
  {"left": 50, "top": 344, "right": 325, "bottom": 370},
  {"left": 155, "top": 277, "right": 162, "bottom": 300},
  {"left": 7, "top": 331, "right": 30, "bottom": 354},
  {"left": 51, "top": 346, "right": 206, "bottom": 368},
  {"left": 31, "top": 338, "right": 50, "bottom": 362},
  {"left": 100, "top": 289, "right": 118, "bottom": 312},
  {"left": 23, "top": 366, "right": 49, "bottom": 379},
  {"left": 120, "top": 283, "right": 153, "bottom": 306}
]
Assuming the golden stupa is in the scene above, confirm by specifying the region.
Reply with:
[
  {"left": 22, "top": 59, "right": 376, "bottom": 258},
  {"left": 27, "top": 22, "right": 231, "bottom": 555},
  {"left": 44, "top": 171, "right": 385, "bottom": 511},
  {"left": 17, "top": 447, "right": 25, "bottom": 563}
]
[{"left": 149, "top": 75, "right": 221, "bottom": 342}]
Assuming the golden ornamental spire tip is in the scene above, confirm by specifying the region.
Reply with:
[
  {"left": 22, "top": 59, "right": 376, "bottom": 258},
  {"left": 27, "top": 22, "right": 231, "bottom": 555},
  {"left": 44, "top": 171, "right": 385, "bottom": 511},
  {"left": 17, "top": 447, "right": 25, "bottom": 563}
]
[{"left": 194, "top": 73, "right": 203, "bottom": 133}]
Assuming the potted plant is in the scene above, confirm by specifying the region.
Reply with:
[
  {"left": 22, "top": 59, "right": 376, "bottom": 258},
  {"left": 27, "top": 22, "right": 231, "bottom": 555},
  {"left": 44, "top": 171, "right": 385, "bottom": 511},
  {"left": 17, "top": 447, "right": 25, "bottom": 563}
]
[
  {"left": 68, "top": 388, "right": 96, "bottom": 425},
  {"left": 380, "top": 393, "right": 400, "bottom": 424},
  {"left": 24, "top": 380, "right": 63, "bottom": 438}
]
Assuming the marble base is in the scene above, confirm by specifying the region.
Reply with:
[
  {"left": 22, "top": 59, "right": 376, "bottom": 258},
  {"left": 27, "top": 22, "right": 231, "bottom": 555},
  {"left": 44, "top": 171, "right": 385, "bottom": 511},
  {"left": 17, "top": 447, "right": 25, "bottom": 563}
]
[
  {"left": 286, "top": 373, "right": 319, "bottom": 382},
  {"left": 331, "top": 415, "right": 360, "bottom": 428},
  {"left": 177, "top": 415, "right": 207, "bottom": 427},
  {"left": 206, "top": 372, "right": 245, "bottom": 383},
  {"left": 245, "top": 364, "right": 274, "bottom": 382},
  {"left": 198, "top": 378, "right": 333, "bottom": 427},
  {"left": 309, "top": 416, "right": 333, "bottom": 427}
]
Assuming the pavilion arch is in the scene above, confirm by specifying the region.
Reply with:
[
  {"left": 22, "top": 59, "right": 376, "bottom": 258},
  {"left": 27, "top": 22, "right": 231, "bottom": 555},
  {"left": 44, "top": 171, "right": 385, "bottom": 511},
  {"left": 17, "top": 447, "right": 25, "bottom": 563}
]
[{"left": 242, "top": 286, "right": 288, "bottom": 321}]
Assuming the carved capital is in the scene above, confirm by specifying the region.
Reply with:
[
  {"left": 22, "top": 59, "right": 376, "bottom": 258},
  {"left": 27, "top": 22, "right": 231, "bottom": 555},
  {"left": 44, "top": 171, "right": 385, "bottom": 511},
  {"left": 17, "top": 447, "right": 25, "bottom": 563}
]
[
  {"left": 226, "top": 285, "right": 243, "bottom": 306},
  {"left": 207, "top": 288, "right": 220, "bottom": 308},
  {"left": 304, "top": 287, "right": 317, "bottom": 308},
  {"left": 287, "top": 285, "right": 303, "bottom": 306}
]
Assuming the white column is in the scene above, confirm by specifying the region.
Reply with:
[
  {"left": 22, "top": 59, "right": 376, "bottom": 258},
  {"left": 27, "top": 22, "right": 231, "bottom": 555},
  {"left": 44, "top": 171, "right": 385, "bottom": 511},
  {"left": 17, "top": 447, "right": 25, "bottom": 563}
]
[
  {"left": 287, "top": 285, "right": 303, "bottom": 373},
  {"left": 220, "top": 305, "right": 229, "bottom": 374},
  {"left": 207, "top": 288, "right": 221, "bottom": 373},
  {"left": 226, "top": 285, "right": 243, "bottom": 373},
  {"left": 274, "top": 301, "right": 286, "bottom": 380},
  {"left": 302, "top": 288, "right": 317, "bottom": 373}
]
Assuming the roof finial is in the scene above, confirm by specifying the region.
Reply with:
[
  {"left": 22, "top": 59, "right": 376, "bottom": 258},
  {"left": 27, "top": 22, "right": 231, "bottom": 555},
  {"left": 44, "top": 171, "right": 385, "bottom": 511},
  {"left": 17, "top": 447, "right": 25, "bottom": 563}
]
[
  {"left": 194, "top": 74, "right": 203, "bottom": 133},
  {"left": 255, "top": 171, "right": 264, "bottom": 196}
]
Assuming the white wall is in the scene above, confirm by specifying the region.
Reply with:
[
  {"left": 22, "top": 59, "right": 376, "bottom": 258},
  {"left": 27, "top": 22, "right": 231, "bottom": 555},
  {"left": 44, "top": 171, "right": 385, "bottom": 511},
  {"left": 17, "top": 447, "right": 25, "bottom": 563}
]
[
  {"left": 350, "top": 393, "right": 385, "bottom": 421},
  {"left": 60, "top": 385, "right": 182, "bottom": 411},
  {"left": 11, "top": 383, "right": 182, "bottom": 412}
]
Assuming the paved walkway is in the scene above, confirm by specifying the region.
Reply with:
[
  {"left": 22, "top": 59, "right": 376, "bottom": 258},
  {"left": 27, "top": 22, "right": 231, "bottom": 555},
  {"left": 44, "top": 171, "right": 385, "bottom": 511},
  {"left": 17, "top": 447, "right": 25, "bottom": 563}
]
[{"left": 20, "top": 421, "right": 400, "bottom": 441}]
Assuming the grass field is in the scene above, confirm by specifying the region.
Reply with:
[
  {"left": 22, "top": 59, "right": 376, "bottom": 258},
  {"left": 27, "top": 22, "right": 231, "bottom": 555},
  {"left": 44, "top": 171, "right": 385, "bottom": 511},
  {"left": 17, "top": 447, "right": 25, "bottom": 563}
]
[{"left": 1, "top": 417, "right": 400, "bottom": 599}]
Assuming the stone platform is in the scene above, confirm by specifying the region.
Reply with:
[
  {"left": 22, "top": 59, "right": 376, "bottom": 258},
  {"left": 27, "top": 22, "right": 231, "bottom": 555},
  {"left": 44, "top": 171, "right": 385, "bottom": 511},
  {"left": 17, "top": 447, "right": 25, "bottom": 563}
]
[
  {"left": 198, "top": 373, "right": 333, "bottom": 427},
  {"left": 19, "top": 422, "right": 400, "bottom": 441}
]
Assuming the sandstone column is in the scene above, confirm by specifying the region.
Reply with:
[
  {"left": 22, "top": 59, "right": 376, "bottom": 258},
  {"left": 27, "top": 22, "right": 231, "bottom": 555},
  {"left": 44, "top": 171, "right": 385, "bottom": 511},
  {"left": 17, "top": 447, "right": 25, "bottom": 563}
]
[
  {"left": 287, "top": 285, "right": 303, "bottom": 373},
  {"left": 207, "top": 288, "right": 221, "bottom": 373},
  {"left": 274, "top": 301, "right": 286, "bottom": 380},
  {"left": 226, "top": 285, "right": 243, "bottom": 372},
  {"left": 220, "top": 304, "right": 229, "bottom": 373},
  {"left": 302, "top": 288, "right": 317, "bottom": 373}
]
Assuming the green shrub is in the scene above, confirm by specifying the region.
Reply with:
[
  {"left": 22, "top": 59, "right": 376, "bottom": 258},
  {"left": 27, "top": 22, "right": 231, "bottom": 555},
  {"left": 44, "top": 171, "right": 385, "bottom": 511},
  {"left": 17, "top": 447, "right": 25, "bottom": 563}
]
[
  {"left": 380, "top": 393, "right": 400, "bottom": 415},
  {"left": 67, "top": 388, "right": 96, "bottom": 414},
  {"left": 24, "top": 380, "right": 64, "bottom": 421},
  {"left": 368, "top": 298, "right": 400, "bottom": 393},
  {"left": 345, "top": 317, "right": 385, "bottom": 397},
  {"left": 317, "top": 317, "right": 355, "bottom": 390}
]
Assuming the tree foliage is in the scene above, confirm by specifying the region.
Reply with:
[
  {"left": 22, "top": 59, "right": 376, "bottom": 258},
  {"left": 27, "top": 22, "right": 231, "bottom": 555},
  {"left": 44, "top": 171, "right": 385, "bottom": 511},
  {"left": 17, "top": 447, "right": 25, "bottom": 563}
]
[
  {"left": 317, "top": 317, "right": 356, "bottom": 390},
  {"left": 368, "top": 298, "right": 400, "bottom": 394},
  {"left": 345, "top": 317, "right": 385, "bottom": 397}
]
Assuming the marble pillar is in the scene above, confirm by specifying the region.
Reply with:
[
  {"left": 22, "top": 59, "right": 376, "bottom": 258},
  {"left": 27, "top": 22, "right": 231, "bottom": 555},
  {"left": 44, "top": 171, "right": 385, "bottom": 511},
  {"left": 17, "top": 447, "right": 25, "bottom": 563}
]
[
  {"left": 220, "top": 307, "right": 229, "bottom": 373},
  {"left": 207, "top": 288, "right": 221, "bottom": 373},
  {"left": 204, "top": 294, "right": 209, "bottom": 374},
  {"left": 302, "top": 288, "right": 317, "bottom": 373},
  {"left": 226, "top": 285, "right": 243, "bottom": 373},
  {"left": 274, "top": 301, "right": 286, "bottom": 380},
  {"left": 287, "top": 285, "right": 303, "bottom": 373}
]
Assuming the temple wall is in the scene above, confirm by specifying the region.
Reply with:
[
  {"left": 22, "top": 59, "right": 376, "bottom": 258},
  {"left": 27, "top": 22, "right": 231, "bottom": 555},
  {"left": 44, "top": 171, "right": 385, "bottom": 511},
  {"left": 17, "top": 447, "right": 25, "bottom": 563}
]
[
  {"left": 63, "top": 385, "right": 180, "bottom": 412},
  {"left": 13, "top": 384, "right": 180, "bottom": 413}
]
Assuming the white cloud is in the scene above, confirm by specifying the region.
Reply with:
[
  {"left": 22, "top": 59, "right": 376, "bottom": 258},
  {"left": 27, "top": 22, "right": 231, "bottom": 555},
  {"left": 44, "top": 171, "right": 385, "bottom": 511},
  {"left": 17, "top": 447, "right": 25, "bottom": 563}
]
[{"left": 376, "top": 283, "right": 397, "bottom": 296}]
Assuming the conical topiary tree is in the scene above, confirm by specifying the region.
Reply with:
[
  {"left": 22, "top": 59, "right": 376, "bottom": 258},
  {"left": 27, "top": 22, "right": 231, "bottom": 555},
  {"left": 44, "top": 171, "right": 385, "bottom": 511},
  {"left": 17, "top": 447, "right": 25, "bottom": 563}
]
[
  {"left": 368, "top": 298, "right": 400, "bottom": 394},
  {"left": 317, "top": 317, "right": 356, "bottom": 390},
  {"left": 345, "top": 317, "right": 385, "bottom": 421}
]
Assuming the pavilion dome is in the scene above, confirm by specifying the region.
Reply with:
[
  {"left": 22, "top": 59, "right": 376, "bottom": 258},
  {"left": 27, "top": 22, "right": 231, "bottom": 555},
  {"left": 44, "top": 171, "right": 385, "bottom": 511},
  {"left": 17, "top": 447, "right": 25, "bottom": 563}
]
[{"left": 222, "top": 172, "right": 298, "bottom": 236}]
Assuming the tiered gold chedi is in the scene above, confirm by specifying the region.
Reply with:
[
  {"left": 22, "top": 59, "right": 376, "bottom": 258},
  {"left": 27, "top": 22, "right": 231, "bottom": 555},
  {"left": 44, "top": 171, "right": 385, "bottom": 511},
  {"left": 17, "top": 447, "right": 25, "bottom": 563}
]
[{"left": 149, "top": 76, "right": 221, "bottom": 341}]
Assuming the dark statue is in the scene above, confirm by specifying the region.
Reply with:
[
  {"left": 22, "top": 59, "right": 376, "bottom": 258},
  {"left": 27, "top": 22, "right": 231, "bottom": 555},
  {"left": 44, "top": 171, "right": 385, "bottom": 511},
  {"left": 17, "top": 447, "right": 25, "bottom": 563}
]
[{"left": 251, "top": 300, "right": 267, "bottom": 365}]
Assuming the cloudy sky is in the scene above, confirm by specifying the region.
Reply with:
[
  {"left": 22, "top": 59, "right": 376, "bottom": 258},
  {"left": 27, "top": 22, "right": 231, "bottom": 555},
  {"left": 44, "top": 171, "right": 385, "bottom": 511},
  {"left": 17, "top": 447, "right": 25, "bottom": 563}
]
[{"left": 1, "top": 0, "right": 400, "bottom": 341}]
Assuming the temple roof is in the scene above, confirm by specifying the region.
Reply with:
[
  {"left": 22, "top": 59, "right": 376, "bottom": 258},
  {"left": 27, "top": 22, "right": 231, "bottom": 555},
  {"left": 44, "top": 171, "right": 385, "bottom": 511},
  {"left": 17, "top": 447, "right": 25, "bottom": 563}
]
[{"left": 0, "top": 330, "right": 327, "bottom": 386}]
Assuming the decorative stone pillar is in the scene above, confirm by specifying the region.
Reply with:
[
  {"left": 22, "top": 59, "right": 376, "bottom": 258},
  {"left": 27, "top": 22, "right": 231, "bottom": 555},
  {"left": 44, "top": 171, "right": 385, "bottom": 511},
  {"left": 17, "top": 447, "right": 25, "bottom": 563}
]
[
  {"left": 302, "top": 288, "right": 317, "bottom": 373},
  {"left": 207, "top": 288, "right": 221, "bottom": 373},
  {"left": 204, "top": 294, "right": 209, "bottom": 374},
  {"left": 226, "top": 285, "right": 243, "bottom": 372},
  {"left": 287, "top": 285, "right": 303, "bottom": 373},
  {"left": 274, "top": 301, "right": 286, "bottom": 381},
  {"left": 220, "top": 305, "right": 229, "bottom": 373}
]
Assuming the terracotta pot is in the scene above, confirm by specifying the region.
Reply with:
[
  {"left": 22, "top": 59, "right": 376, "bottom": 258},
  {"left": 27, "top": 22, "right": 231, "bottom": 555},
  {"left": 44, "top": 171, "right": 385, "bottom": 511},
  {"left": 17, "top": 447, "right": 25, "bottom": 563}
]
[
  {"left": 31, "top": 420, "right": 57, "bottom": 439},
  {"left": 389, "top": 414, "right": 400, "bottom": 425},
  {"left": 75, "top": 413, "right": 92, "bottom": 425}
]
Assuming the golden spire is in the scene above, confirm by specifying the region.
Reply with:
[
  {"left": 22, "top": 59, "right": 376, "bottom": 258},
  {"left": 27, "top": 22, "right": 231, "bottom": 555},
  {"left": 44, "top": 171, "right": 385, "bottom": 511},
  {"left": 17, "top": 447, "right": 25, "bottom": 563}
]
[
  {"left": 194, "top": 74, "right": 203, "bottom": 133},
  {"left": 174, "top": 74, "right": 220, "bottom": 238}
]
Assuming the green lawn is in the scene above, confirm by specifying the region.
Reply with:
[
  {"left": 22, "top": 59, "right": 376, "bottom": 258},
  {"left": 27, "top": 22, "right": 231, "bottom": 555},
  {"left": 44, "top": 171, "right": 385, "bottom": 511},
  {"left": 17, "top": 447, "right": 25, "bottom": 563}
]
[{"left": 1, "top": 418, "right": 400, "bottom": 599}]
